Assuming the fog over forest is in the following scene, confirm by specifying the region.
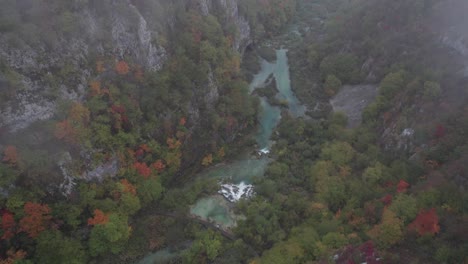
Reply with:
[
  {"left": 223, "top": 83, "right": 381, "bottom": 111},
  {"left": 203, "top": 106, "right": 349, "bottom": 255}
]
[{"left": 0, "top": 0, "right": 467, "bottom": 263}]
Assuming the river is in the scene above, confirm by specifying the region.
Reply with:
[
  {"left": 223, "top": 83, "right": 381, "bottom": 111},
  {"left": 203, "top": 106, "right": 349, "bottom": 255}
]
[{"left": 137, "top": 49, "right": 304, "bottom": 263}]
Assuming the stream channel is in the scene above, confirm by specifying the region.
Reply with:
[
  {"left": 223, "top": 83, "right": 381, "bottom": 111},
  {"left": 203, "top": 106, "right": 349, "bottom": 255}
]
[{"left": 138, "top": 49, "right": 305, "bottom": 263}]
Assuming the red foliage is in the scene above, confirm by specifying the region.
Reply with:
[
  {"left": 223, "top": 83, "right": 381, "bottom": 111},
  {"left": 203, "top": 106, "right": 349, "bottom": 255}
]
[
  {"left": 408, "top": 208, "right": 440, "bottom": 236},
  {"left": 120, "top": 179, "right": 137, "bottom": 195},
  {"left": 359, "top": 241, "right": 377, "bottom": 263},
  {"left": 135, "top": 149, "right": 145, "bottom": 158},
  {"left": 434, "top": 124, "right": 446, "bottom": 139},
  {"left": 19, "top": 202, "right": 52, "bottom": 238},
  {"left": 87, "top": 209, "right": 109, "bottom": 226},
  {"left": 396, "top": 180, "right": 410, "bottom": 193},
  {"left": 1, "top": 211, "right": 16, "bottom": 240},
  {"left": 2, "top": 146, "right": 18, "bottom": 165},
  {"left": 335, "top": 241, "right": 380, "bottom": 264},
  {"left": 111, "top": 105, "right": 126, "bottom": 114},
  {"left": 151, "top": 159, "right": 166, "bottom": 172},
  {"left": 381, "top": 194, "right": 393, "bottom": 206},
  {"left": 179, "top": 117, "right": 186, "bottom": 126},
  {"left": 115, "top": 60, "right": 130, "bottom": 75},
  {"left": 134, "top": 162, "right": 151, "bottom": 178}
]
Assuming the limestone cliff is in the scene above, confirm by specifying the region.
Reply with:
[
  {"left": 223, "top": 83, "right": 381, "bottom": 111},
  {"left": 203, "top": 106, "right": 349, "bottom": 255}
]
[{"left": 0, "top": 0, "right": 251, "bottom": 133}]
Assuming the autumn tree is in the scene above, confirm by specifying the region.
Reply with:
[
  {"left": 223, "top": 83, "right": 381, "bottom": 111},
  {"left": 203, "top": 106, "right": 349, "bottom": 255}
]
[
  {"left": 133, "top": 162, "right": 151, "bottom": 178},
  {"left": 202, "top": 154, "right": 213, "bottom": 166},
  {"left": 1, "top": 211, "right": 16, "bottom": 240},
  {"left": 115, "top": 60, "right": 130, "bottom": 75},
  {"left": 2, "top": 146, "right": 18, "bottom": 165},
  {"left": 119, "top": 179, "right": 137, "bottom": 195},
  {"left": 54, "top": 103, "right": 90, "bottom": 144},
  {"left": 408, "top": 208, "right": 440, "bottom": 236},
  {"left": 96, "top": 60, "right": 105, "bottom": 73},
  {"left": 396, "top": 179, "right": 410, "bottom": 193},
  {"left": 89, "top": 80, "right": 101, "bottom": 96},
  {"left": 87, "top": 209, "right": 109, "bottom": 226},
  {"left": 19, "top": 202, "right": 52, "bottom": 238},
  {"left": 151, "top": 160, "right": 166, "bottom": 173},
  {"left": 0, "top": 249, "right": 27, "bottom": 264}
]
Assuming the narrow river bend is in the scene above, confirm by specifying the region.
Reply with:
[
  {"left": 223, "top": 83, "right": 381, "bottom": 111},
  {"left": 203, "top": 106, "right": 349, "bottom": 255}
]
[
  {"left": 190, "top": 49, "right": 305, "bottom": 228},
  {"left": 138, "top": 49, "right": 305, "bottom": 264}
]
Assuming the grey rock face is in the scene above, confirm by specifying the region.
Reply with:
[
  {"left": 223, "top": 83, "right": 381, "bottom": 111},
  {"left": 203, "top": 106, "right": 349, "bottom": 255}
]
[{"left": 0, "top": 0, "right": 167, "bottom": 132}]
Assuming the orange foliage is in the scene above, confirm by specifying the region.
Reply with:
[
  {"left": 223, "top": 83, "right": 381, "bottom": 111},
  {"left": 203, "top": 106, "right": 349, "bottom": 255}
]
[
  {"left": 166, "top": 137, "right": 181, "bottom": 150},
  {"left": 140, "top": 144, "right": 151, "bottom": 153},
  {"left": 134, "top": 65, "right": 144, "bottom": 81},
  {"left": 120, "top": 179, "right": 137, "bottom": 195},
  {"left": 89, "top": 80, "right": 101, "bottom": 96},
  {"left": 151, "top": 159, "right": 166, "bottom": 172},
  {"left": 2, "top": 146, "right": 18, "bottom": 165},
  {"left": 134, "top": 162, "right": 151, "bottom": 178},
  {"left": 54, "top": 120, "right": 76, "bottom": 143},
  {"left": 115, "top": 60, "right": 130, "bottom": 75},
  {"left": 1, "top": 211, "right": 16, "bottom": 240},
  {"left": 0, "top": 249, "right": 27, "bottom": 264},
  {"left": 87, "top": 209, "right": 110, "bottom": 226},
  {"left": 408, "top": 208, "right": 440, "bottom": 236},
  {"left": 19, "top": 202, "right": 51, "bottom": 238},
  {"left": 96, "top": 60, "right": 105, "bottom": 73}
]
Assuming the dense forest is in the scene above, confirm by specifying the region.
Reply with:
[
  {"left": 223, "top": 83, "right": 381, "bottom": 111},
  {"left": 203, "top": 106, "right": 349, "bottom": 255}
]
[{"left": 0, "top": 0, "right": 467, "bottom": 263}]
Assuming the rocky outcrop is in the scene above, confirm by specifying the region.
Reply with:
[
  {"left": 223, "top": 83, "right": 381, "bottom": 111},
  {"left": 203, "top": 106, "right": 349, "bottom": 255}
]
[
  {"left": 196, "top": 0, "right": 252, "bottom": 53},
  {"left": 0, "top": 0, "right": 167, "bottom": 132},
  {"left": 218, "top": 0, "right": 252, "bottom": 52}
]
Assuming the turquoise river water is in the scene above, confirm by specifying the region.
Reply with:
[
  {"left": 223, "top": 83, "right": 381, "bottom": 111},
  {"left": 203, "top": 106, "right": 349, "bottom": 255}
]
[{"left": 138, "top": 49, "right": 304, "bottom": 263}]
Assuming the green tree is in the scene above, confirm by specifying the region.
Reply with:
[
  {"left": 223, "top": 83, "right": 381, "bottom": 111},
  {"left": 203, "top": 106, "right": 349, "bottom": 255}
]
[
  {"left": 319, "top": 53, "right": 360, "bottom": 83},
  {"left": 389, "top": 194, "right": 418, "bottom": 224},
  {"left": 184, "top": 230, "right": 223, "bottom": 263},
  {"left": 379, "top": 70, "right": 406, "bottom": 98},
  {"left": 423, "top": 81, "right": 441, "bottom": 99},
  {"left": 368, "top": 209, "right": 404, "bottom": 249},
  {"left": 320, "top": 141, "right": 356, "bottom": 167},
  {"left": 88, "top": 214, "right": 131, "bottom": 256},
  {"left": 362, "top": 162, "right": 387, "bottom": 185},
  {"left": 322, "top": 232, "right": 348, "bottom": 249},
  {"left": 35, "top": 230, "right": 88, "bottom": 264},
  {"left": 324, "top": 74, "right": 342, "bottom": 96},
  {"left": 137, "top": 177, "right": 163, "bottom": 206}
]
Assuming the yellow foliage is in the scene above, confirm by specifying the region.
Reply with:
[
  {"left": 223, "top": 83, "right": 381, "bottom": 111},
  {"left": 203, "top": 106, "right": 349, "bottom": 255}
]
[{"left": 202, "top": 154, "right": 213, "bottom": 166}]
